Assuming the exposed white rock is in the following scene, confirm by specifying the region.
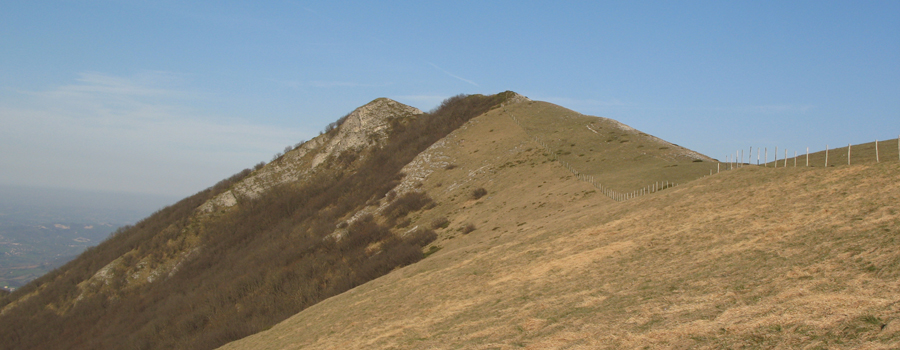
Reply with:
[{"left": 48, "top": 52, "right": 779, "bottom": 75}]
[
  {"left": 312, "top": 98, "right": 421, "bottom": 168},
  {"left": 198, "top": 98, "right": 422, "bottom": 213},
  {"left": 503, "top": 92, "right": 531, "bottom": 105}
]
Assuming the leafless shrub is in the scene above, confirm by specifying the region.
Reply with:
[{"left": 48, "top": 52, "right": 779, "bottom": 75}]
[
  {"left": 431, "top": 217, "right": 450, "bottom": 229},
  {"left": 383, "top": 192, "right": 434, "bottom": 225}
]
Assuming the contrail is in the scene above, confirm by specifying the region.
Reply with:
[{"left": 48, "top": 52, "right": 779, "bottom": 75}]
[{"left": 428, "top": 63, "right": 479, "bottom": 87}]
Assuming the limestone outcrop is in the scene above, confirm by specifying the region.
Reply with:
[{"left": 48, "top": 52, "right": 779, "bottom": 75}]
[{"left": 198, "top": 98, "right": 422, "bottom": 213}]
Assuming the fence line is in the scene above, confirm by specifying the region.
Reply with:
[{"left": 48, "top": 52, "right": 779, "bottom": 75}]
[
  {"left": 503, "top": 108, "right": 678, "bottom": 202},
  {"left": 719, "top": 137, "right": 898, "bottom": 172}
]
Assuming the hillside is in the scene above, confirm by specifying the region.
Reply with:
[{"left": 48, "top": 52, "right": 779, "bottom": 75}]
[
  {"left": 3, "top": 90, "right": 897, "bottom": 349},
  {"left": 0, "top": 93, "right": 513, "bottom": 350},
  {"left": 217, "top": 106, "right": 900, "bottom": 348}
]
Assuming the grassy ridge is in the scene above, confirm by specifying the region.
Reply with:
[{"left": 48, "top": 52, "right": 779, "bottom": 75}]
[
  {"left": 216, "top": 116, "right": 900, "bottom": 349},
  {"left": 503, "top": 101, "right": 720, "bottom": 192}
]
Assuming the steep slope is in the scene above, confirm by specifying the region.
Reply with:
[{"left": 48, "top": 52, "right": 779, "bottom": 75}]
[
  {"left": 0, "top": 94, "right": 511, "bottom": 350},
  {"left": 217, "top": 106, "right": 900, "bottom": 349}
]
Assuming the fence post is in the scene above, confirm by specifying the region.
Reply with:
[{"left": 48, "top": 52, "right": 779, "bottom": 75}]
[
  {"left": 784, "top": 149, "right": 787, "bottom": 167},
  {"left": 775, "top": 146, "right": 778, "bottom": 168},
  {"left": 757, "top": 147, "right": 760, "bottom": 165},
  {"left": 848, "top": 143, "right": 851, "bottom": 165},
  {"left": 825, "top": 144, "right": 829, "bottom": 167},
  {"left": 794, "top": 151, "right": 797, "bottom": 167},
  {"left": 875, "top": 139, "right": 879, "bottom": 163}
]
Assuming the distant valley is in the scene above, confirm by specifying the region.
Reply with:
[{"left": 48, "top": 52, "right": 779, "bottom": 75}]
[{"left": 0, "top": 185, "right": 178, "bottom": 289}]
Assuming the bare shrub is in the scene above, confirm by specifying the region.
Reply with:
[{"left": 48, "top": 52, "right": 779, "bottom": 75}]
[
  {"left": 471, "top": 187, "right": 488, "bottom": 200},
  {"left": 460, "top": 223, "right": 476, "bottom": 234},
  {"left": 431, "top": 217, "right": 450, "bottom": 229},
  {"left": 405, "top": 228, "right": 437, "bottom": 247},
  {"left": 383, "top": 192, "right": 434, "bottom": 225}
]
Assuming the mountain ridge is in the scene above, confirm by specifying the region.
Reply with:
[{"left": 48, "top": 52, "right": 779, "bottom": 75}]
[{"left": 3, "top": 91, "right": 896, "bottom": 349}]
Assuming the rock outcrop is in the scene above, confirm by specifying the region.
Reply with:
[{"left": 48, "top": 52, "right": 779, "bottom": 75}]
[{"left": 198, "top": 98, "right": 422, "bottom": 213}]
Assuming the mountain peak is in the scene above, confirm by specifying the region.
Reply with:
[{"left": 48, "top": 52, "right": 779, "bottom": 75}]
[
  {"left": 311, "top": 98, "right": 422, "bottom": 167},
  {"left": 196, "top": 98, "right": 423, "bottom": 213}
]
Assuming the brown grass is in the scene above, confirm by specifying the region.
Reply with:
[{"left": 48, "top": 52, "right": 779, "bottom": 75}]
[{"left": 218, "top": 101, "right": 900, "bottom": 349}]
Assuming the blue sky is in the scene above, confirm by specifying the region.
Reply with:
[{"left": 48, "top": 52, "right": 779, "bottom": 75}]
[{"left": 2, "top": 1, "right": 898, "bottom": 197}]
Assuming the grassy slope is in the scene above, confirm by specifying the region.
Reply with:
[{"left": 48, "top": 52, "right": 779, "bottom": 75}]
[
  {"left": 219, "top": 102, "right": 900, "bottom": 349},
  {"left": 503, "top": 100, "right": 720, "bottom": 192}
]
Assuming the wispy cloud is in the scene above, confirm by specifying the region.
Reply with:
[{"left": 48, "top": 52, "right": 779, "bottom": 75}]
[
  {"left": 428, "top": 63, "right": 479, "bottom": 87},
  {"left": 1, "top": 71, "right": 304, "bottom": 196}
]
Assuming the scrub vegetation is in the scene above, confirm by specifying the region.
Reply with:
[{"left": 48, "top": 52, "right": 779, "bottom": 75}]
[{"left": 0, "top": 92, "right": 513, "bottom": 350}]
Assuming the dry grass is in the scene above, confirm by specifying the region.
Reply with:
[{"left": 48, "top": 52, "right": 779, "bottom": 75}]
[
  {"left": 218, "top": 103, "right": 900, "bottom": 349},
  {"left": 502, "top": 101, "right": 721, "bottom": 192}
]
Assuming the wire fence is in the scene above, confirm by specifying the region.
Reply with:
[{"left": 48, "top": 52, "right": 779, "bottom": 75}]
[
  {"left": 716, "top": 136, "right": 900, "bottom": 174},
  {"left": 503, "top": 108, "right": 678, "bottom": 202}
]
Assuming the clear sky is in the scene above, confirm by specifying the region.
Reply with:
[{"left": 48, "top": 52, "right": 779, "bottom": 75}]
[{"left": 2, "top": 1, "right": 898, "bottom": 197}]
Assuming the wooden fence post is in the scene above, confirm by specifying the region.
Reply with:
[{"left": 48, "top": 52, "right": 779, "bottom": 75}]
[
  {"left": 875, "top": 139, "right": 879, "bottom": 163},
  {"left": 825, "top": 144, "right": 829, "bottom": 167},
  {"left": 848, "top": 143, "right": 851, "bottom": 165},
  {"left": 794, "top": 151, "right": 797, "bottom": 167},
  {"left": 784, "top": 149, "right": 787, "bottom": 168}
]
